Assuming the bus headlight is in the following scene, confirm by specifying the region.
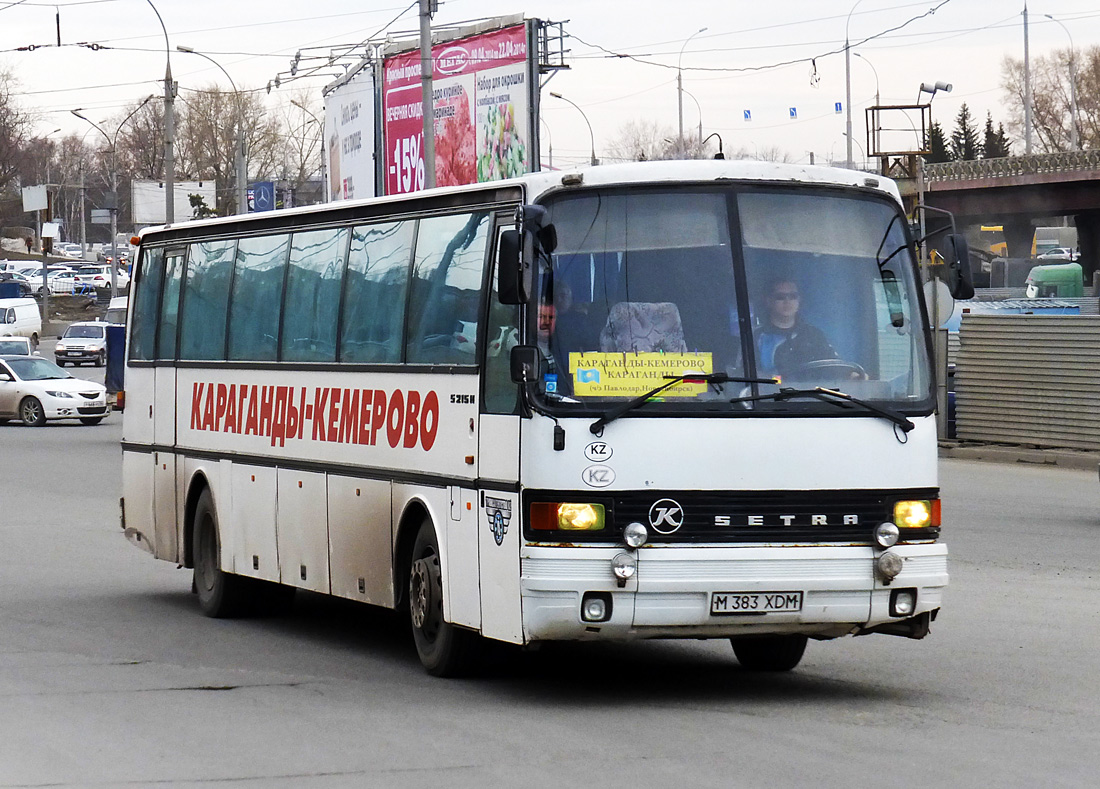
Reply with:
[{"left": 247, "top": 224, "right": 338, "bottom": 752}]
[
  {"left": 531, "top": 502, "right": 606, "bottom": 531},
  {"left": 893, "top": 499, "right": 940, "bottom": 529},
  {"left": 874, "top": 521, "right": 900, "bottom": 548},
  {"left": 623, "top": 522, "right": 648, "bottom": 549}
]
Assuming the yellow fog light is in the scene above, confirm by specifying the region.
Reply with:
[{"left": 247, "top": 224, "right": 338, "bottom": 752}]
[
  {"left": 894, "top": 500, "right": 934, "bottom": 529},
  {"left": 531, "top": 502, "right": 606, "bottom": 531}
]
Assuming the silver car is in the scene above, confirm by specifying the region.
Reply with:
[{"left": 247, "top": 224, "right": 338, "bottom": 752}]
[
  {"left": 55, "top": 321, "right": 108, "bottom": 366},
  {"left": 0, "top": 355, "right": 108, "bottom": 426}
]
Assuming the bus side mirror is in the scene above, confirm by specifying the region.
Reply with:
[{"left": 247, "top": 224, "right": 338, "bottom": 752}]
[
  {"left": 943, "top": 233, "right": 974, "bottom": 300},
  {"left": 510, "top": 345, "right": 539, "bottom": 384},
  {"left": 498, "top": 229, "right": 523, "bottom": 304},
  {"left": 498, "top": 205, "right": 557, "bottom": 306}
]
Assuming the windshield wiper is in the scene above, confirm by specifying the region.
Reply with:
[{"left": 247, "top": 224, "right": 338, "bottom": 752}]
[
  {"left": 590, "top": 373, "right": 777, "bottom": 435},
  {"left": 728, "top": 386, "right": 915, "bottom": 433}
]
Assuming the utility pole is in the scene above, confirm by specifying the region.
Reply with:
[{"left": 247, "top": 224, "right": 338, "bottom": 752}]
[
  {"left": 419, "top": 0, "right": 436, "bottom": 190},
  {"left": 79, "top": 161, "right": 86, "bottom": 257},
  {"left": 1023, "top": 4, "right": 1032, "bottom": 154}
]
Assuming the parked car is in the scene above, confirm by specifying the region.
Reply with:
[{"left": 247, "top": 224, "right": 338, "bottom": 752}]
[
  {"left": 0, "top": 354, "right": 108, "bottom": 426},
  {"left": 105, "top": 296, "right": 128, "bottom": 326},
  {"left": 55, "top": 321, "right": 109, "bottom": 366},
  {"left": 0, "top": 336, "right": 35, "bottom": 355},
  {"left": 1036, "top": 247, "right": 1077, "bottom": 261},
  {"left": 0, "top": 271, "right": 33, "bottom": 297},
  {"left": 75, "top": 265, "right": 130, "bottom": 290},
  {"left": 0, "top": 297, "right": 41, "bottom": 347}
]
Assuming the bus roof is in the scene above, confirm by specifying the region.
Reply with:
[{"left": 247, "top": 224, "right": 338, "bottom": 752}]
[{"left": 136, "top": 160, "right": 902, "bottom": 242}]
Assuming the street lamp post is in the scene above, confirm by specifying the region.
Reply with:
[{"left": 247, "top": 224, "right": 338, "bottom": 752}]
[
  {"left": 144, "top": 0, "right": 174, "bottom": 224},
  {"left": 853, "top": 52, "right": 880, "bottom": 107},
  {"left": 291, "top": 100, "right": 326, "bottom": 202},
  {"left": 549, "top": 92, "right": 597, "bottom": 166},
  {"left": 1044, "top": 14, "right": 1079, "bottom": 151},
  {"left": 677, "top": 27, "right": 707, "bottom": 158},
  {"left": 72, "top": 96, "right": 154, "bottom": 299},
  {"left": 682, "top": 88, "right": 703, "bottom": 149},
  {"left": 845, "top": 0, "right": 866, "bottom": 170},
  {"left": 177, "top": 45, "right": 247, "bottom": 213}
]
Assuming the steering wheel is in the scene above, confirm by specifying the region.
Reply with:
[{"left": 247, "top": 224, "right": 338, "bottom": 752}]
[{"left": 790, "top": 358, "right": 867, "bottom": 381}]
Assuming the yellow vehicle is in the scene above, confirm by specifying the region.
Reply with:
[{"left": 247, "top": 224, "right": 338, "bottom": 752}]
[{"left": 980, "top": 225, "right": 1007, "bottom": 257}]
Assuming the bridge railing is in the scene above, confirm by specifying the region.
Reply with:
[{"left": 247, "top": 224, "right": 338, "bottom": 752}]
[{"left": 924, "top": 150, "right": 1100, "bottom": 182}]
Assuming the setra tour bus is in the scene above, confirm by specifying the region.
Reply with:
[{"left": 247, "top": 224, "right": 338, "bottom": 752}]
[{"left": 120, "top": 160, "right": 964, "bottom": 676}]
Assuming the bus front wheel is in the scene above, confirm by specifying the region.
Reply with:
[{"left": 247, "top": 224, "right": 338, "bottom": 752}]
[
  {"left": 731, "top": 634, "right": 808, "bottom": 672},
  {"left": 408, "top": 522, "right": 480, "bottom": 677},
  {"left": 193, "top": 487, "right": 253, "bottom": 618}
]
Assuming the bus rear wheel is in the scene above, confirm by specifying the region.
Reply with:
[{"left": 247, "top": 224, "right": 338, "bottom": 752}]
[
  {"left": 408, "top": 521, "right": 480, "bottom": 677},
  {"left": 193, "top": 487, "right": 254, "bottom": 618},
  {"left": 731, "top": 634, "right": 808, "bottom": 672}
]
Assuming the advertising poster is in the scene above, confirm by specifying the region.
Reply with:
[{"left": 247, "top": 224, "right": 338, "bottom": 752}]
[
  {"left": 323, "top": 65, "right": 377, "bottom": 202},
  {"left": 382, "top": 23, "right": 531, "bottom": 196}
]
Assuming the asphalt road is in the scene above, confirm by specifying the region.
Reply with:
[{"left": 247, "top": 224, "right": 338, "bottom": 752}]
[{"left": 0, "top": 415, "right": 1098, "bottom": 787}]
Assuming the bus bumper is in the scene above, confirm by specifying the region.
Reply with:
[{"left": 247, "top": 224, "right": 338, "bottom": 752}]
[{"left": 519, "top": 543, "right": 947, "bottom": 642}]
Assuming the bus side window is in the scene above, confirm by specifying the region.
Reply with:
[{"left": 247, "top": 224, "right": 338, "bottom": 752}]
[
  {"left": 179, "top": 240, "right": 235, "bottom": 360},
  {"left": 340, "top": 221, "right": 414, "bottom": 364},
  {"left": 130, "top": 246, "right": 165, "bottom": 361},
  {"left": 156, "top": 250, "right": 185, "bottom": 360},
  {"left": 484, "top": 226, "right": 520, "bottom": 415},
  {"left": 282, "top": 228, "right": 348, "bottom": 363},
  {"left": 228, "top": 235, "right": 290, "bottom": 361},
  {"left": 407, "top": 212, "right": 489, "bottom": 364}
]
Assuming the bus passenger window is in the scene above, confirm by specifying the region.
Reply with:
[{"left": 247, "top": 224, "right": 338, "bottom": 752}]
[
  {"left": 282, "top": 228, "right": 348, "bottom": 363},
  {"left": 156, "top": 251, "right": 185, "bottom": 360},
  {"left": 180, "top": 240, "right": 235, "bottom": 360},
  {"left": 340, "top": 221, "right": 414, "bottom": 364},
  {"left": 228, "top": 235, "right": 290, "bottom": 361},
  {"left": 130, "top": 246, "right": 165, "bottom": 361},
  {"left": 406, "top": 212, "right": 489, "bottom": 365}
]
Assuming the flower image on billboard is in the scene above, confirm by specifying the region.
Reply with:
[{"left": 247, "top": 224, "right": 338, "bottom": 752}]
[{"left": 382, "top": 24, "right": 530, "bottom": 195}]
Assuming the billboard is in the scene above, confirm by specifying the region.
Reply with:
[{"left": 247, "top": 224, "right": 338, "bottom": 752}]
[
  {"left": 248, "top": 181, "right": 276, "bottom": 212},
  {"left": 323, "top": 62, "right": 377, "bottom": 202},
  {"left": 132, "top": 180, "right": 218, "bottom": 225},
  {"left": 382, "top": 22, "right": 534, "bottom": 195}
]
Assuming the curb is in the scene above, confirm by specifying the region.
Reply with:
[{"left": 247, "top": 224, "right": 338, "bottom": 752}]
[{"left": 939, "top": 441, "right": 1100, "bottom": 471}]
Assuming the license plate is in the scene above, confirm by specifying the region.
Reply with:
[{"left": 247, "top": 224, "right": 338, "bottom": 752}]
[
  {"left": 83, "top": 401, "right": 98, "bottom": 408},
  {"left": 67, "top": 351, "right": 80, "bottom": 356},
  {"left": 710, "top": 591, "right": 803, "bottom": 615}
]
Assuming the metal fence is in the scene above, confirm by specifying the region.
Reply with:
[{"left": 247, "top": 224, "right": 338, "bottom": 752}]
[
  {"left": 955, "top": 314, "right": 1100, "bottom": 451},
  {"left": 924, "top": 150, "right": 1100, "bottom": 183}
]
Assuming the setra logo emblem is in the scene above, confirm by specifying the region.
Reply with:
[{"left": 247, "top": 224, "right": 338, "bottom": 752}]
[
  {"left": 484, "top": 496, "right": 512, "bottom": 546},
  {"left": 648, "top": 498, "right": 685, "bottom": 534}
]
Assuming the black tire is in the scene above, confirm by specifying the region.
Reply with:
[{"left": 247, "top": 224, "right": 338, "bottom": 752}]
[
  {"left": 408, "top": 521, "right": 480, "bottom": 677},
  {"left": 80, "top": 417, "right": 103, "bottom": 425},
  {"left": 19, "top": 397, "right": 46, "bottom": 427},
  {"left": 192, "top": 487, "right": 254, "bottom": 618},
  {"left": 56, "top": 360, "right": 66, "bottom": 367},
  {"left": 731, "top": 634, "right": 808, "bottom": 672},
  {"left": 94, "top": 351, "right": 105, "bottom": 367}
]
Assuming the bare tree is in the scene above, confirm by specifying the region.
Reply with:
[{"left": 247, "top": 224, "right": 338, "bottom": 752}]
[
  {"left": 0, "top": 70, "right": 34, "bottom": 190},
  {"left": 273, "top": 89, "right": 324, "bottom": 204},
  {"left": 1002, "top": 46, "right": 1100, "bottom": 152},
  {"left": 604, "top": 119, "right": 725, "bottom": 163}
]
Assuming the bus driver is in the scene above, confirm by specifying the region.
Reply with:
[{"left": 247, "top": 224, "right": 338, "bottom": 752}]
[{"left": 755, "top": 277, "right": 839, "bottom": 379}]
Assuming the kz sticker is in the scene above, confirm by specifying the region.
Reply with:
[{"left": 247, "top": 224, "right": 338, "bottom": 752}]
[{"left": 485, "top": 496, "right": 512, "bottom": 546}]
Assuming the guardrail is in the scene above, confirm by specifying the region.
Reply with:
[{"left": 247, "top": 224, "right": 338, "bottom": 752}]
[{"left": 924, "top": 150, "right": 1100, "bottom": 183}]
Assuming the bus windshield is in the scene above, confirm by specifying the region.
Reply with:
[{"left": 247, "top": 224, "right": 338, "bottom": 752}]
[{"left": 534, "top": 185, "right": 932, "bottom": 412}]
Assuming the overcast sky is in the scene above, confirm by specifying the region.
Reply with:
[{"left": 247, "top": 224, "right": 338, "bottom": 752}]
[{"left": 3, "top": 0, "right": 1097, "bottom": 169}]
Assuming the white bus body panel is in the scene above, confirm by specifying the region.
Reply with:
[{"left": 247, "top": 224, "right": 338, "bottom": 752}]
[
  {"left": 229, "top": 464, "right": 279, "bottom": 582},
  {"left": 276, "top": 469, "right": 330, "bottom": 593},
  {"left": 478, "top": 489, "right": 523, "bottom": 643},
  {"left": 521, "top": 415, "right": 938, "bottom": 492},
  {"left": 327, "top": 476, "right": 392, "bottom": 606}
]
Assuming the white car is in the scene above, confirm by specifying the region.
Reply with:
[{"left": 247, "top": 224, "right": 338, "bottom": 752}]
[
  {"left": 0, "top": 355, "right": 108, "bottom": 426},
  {"left": 55, "top": 321, "right": 109, "bottom": 366},
  {"left": 0, "top": 336, "right": 35, "bottom": 355},
  {"left": 75, "top": 265, "right": 130, "bottom": 290},
  {"left": 1036, "top": 247, "right": 1076, "bottom": 261}
]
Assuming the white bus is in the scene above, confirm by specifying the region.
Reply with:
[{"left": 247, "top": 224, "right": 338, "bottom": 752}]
[{"left": 120, "top": 160, "right": 961, "bottom": 676}]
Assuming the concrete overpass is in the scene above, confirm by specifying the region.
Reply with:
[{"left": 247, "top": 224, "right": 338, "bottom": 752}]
[{"left": 919, "top": 150, "right": 1100, "bottom": 279}]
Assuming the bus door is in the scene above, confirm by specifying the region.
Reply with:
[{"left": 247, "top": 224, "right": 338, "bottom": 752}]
[
  {"left": 152, "top": 247, "right": 186, "bottom": 562},
  {"left": 476, "top": 222, "right": 524, "bottom": 643}
]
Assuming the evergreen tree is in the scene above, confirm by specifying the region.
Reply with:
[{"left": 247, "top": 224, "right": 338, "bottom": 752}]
[
  {"left": 924, "top": 121, "right": 951, "bottom": 163},
  {"left": 981, "top": 112, "right": 1012, "bottom": 158},
  {"left": 949, "top": 103, "right": 981, "bottom": 160}
]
